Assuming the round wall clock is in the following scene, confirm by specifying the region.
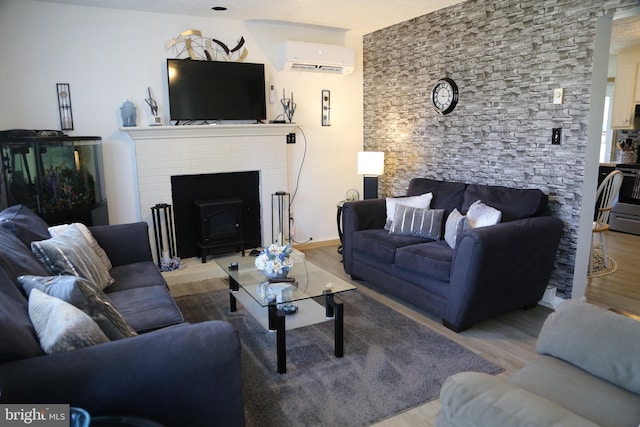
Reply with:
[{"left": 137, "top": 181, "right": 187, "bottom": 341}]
[{"left": 431, "top": 78, "right": 459, "bottom": 115}]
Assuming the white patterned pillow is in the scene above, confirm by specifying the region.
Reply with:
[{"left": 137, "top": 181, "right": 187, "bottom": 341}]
[
  {"left": 28, "top": 288, "right": 109, "bottom": 354},
  {"left": 444, "top": 209, "right": 469, "bottom": 249},
  {"left": 385, "top": 193, "right": 433, "bottom": 230},
  {"left": 31, "top": 224, "right": 114, "bottom": 290},
  {"left": 49, "top": 223, "right": 112, "bottom": 271},
  {"left": 466, "top": 200, "right": 502, "bottom": 228},
  {"left": 20, "top": 275, "right": 137, "bottom": 340},
  {"left": 389, "top": 206, "right": 444, "bottom": 240}
]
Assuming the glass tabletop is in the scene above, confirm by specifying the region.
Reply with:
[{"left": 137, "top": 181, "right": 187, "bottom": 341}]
[{"left": 215, "top": 253, "right": 356, "bottom": 307}]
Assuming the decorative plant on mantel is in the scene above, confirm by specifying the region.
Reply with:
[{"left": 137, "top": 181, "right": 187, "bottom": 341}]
[{"left": 165, "top": 29, "right": 247, "bottom": 62}]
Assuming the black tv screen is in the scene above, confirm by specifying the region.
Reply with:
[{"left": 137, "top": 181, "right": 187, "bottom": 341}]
[{"left": 167, "top": 59, "right": 267, "bottom": 122}]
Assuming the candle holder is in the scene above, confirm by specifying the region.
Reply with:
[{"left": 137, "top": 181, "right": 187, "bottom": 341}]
[{"left": 56, "top": 83, "right": 74, "bottom": 130}]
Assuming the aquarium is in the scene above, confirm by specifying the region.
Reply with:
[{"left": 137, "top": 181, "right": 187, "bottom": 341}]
[{"left": 0, "top": 130, "right": 108, "bottom": 225}]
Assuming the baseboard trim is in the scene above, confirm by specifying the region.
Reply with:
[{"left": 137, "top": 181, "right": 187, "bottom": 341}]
[{"left": 293, "top": 239, "right": 340, "bottom": 251}]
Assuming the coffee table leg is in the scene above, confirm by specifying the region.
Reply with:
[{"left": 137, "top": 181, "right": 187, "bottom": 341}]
[
  {"left": 325, "top": 294, "right": 344, "bottom": 358},
  {"left": 228, "top": 276, "right": 237, "bottom": 312},
  {"left": 276, "top": 309, "right": 286, "bottom": 374},
  {"left": 268, "top": 304, "right": 287, "bottom": 373}
]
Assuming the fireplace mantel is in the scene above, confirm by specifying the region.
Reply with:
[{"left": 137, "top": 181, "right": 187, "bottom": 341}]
[
  {"left": 124, "top": 123, "right": 292, "bottom": 261},
  {"left": 122, "top": 123, "right": 295, "bottom": 140}
]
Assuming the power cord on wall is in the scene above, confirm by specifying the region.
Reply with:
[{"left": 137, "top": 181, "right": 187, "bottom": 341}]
[{"left": 288, "top": 126, "right": 312, "bottom": 244}]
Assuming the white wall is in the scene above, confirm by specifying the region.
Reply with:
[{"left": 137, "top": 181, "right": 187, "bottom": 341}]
[{"left": 0, "top": 0, "right": 363, "bottom": 244}]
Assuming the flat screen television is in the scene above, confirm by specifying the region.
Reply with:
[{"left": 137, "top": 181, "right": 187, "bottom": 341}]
[{"left": 167, "top": 59, "right": 267, "bottom": 123}]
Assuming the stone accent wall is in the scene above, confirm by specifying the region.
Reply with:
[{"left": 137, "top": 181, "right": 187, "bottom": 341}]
[{"left": 363, "top": 0, "right": 638, "bottom": 297}]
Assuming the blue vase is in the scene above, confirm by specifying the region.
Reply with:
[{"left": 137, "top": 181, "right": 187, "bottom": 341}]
[
  {"left": 265, "top": 268, "right": 289, "bottom": 280},
  {"left": 120, "top": 100, "right": 137, "bottom": 127}
]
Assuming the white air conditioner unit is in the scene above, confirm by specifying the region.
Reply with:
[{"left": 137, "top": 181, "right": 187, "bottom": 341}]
[{"left": 277, "top": 41, "right": 355, "bottom": 75}]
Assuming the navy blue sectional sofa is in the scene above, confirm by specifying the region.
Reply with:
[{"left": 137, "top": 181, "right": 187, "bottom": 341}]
[
  {"left": 0, "top": 205, "right": 245, "bottom": 426},
  {"left": 342, "top": 178, "right": 564, "bottom": 332}
]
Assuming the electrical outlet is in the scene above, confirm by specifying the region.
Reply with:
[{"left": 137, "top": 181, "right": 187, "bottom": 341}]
[
  {"left": 551, "top": 128, "right": 562, "bottom": 145},
  {"left": 286, "top": 133, "right": 296, "bottom": 144}
]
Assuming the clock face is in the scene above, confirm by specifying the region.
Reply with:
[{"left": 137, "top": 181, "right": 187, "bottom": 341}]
[{"left": 432, "top": 78, "right": 459, "bottom": 115}]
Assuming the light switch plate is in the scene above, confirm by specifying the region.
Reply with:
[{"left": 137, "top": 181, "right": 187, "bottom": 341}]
[{"left": 553, "top": 88, "right": 564, "bottom": 104}]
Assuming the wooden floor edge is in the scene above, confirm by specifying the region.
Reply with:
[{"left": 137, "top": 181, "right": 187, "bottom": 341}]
[{"left": 293, "top": 239, "right": 341, "bottom": 251}]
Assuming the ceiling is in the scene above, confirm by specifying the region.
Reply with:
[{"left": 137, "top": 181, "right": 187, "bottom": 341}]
[
  {"left": 36, "top": 0, "right": 640, "bottom": 48},
  {"left": 36, "top": 0, "right": 465, "bottom": 35}
]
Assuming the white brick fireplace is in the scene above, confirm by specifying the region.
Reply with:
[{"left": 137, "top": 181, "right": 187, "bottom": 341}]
[{"left": 123, "top": 124, "right": 294, "bottom": 257}]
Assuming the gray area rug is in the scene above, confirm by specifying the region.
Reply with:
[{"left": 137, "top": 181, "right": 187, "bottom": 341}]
[{"left": 175, "top": 286, "right": 502, "bottom": 427}]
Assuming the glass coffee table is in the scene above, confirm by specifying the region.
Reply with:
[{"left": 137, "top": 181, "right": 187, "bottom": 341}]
[{"left": 215, "top": 253, "right": 356, "bottom": 374}]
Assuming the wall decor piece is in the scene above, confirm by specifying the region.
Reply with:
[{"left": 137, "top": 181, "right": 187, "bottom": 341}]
[
  {"left": 56, "top": 83, "right": 74, "bottom": 130},
  {"left": 165, "top": 29, "right": 248, "bottom": 62},
  {"left": 431, "top": 78, "right": 459, "bottom": 115},
  {"left": 322, "top": 90, "right": 331, "bottom": 126}
]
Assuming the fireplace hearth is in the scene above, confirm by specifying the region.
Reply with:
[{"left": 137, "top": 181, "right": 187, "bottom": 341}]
[{"left": 172, "top": 171, "right": 261, "bottom": 259}]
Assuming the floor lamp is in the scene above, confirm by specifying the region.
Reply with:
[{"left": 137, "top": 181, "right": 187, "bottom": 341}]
[{"left": 357, "top": 151, "right": 385, "bottom": 199}]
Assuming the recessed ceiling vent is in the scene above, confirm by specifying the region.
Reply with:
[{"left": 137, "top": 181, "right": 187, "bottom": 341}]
[{"left": 277, "top": 41, "right": 355, "bottom": 75}]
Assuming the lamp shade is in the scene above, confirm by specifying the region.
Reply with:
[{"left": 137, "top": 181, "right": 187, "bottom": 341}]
[{"left": 357, "top": 151, "right": 385, "bottom": 176}]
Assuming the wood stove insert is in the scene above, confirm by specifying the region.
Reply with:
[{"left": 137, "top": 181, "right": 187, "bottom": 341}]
[{"left": 194, "top": 198, "right": 245, "bottom": 262}]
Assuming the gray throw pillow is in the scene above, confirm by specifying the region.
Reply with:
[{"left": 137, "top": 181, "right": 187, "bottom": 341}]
[
  {"left": 385, "top": 193, "right": 433, "bottom": 230},
  {"left": 444, "top": 209, "right": 469, "bottom": 249},
  {"left": 20, "top": 275, "right": 137, "bottom": 340},
  {"left": 389, "top": 206, "right": 444, "bottom": 239},
  {"left": 48, "top": 223, "right": 112, "bottom": 271},
  {"left": 28, "top": 288, "right": 109, "bottom": 354},
  {"left": 31, "top": 224, "right": 114, "bottom": 290}
]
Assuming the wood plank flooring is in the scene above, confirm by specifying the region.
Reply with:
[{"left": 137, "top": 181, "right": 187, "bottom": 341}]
[{"left": 298, "top": 230, "right": 640, "bottom": 426}]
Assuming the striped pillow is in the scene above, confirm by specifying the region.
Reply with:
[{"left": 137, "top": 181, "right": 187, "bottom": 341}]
[{"left": 389, "top": 205, "right": 444, "bottom": 240}]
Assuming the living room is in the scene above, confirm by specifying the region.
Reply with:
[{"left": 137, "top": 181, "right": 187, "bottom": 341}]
[{"left": 1, "top": 0, "right": 640, "bottom": 426}]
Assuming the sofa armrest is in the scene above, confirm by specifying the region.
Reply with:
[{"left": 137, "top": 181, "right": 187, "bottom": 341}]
[
  {"left": 437, "top": 372, "right": 599, "bottom": 427},
  {"left": 341, "top": 199, "right": 386, "bottom": 273},
  {"left": 445, "top": 216, "right": 563, "bottom": 330},
  {"left": 0, "top": 321, "right": 245, "bottom": 427},
  {"left": 89, "top": 222, "right": 154, "bottom": 267}
]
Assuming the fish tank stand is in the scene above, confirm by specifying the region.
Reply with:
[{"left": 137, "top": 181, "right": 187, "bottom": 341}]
[{"left": 0, "top": 129, "right": 108, "bottom": 226}]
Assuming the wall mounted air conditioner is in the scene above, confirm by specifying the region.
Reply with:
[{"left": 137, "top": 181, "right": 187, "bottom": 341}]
[{"left": 277, "top": 41, "right": 355, "bottom": 75}]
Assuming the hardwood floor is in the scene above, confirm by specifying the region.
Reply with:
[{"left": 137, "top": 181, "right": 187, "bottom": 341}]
[{"left": 298, "top": 230, "right": 640, "bottom": 426}]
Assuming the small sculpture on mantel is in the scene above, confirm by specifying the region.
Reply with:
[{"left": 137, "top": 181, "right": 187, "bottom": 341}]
[{"left": 145, "top": 87, "right": 162, "bottom": 126}]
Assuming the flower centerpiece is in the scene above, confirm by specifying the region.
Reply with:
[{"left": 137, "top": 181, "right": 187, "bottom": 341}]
[{"left": 255, "top": 244, "right": 294, "bottom": 279}]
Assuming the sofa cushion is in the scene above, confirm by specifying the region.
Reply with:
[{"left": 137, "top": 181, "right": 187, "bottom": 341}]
[
  {"left": 19, "top": 275, "right": 137, "bottom": 340},
  {"left": 406, "top": 178, "right": 466, "bottom": 215},
  {"left": 438, "top": 371, "right": 599, "bottom": 427},
  {"left": 385, "top": 193, "right": 432, "bottom": 230},
  {"left": 389, "top": 206, "right": 444, "bottom": 239},
  {"left": 0, "top": 229, "right": 50, "bottom": 291},
  {"left": 466, "top": 200, "right": 502, "bottom": 228},
  {"left": 395, "top": 241, "right": 453, "bottom": 282},
  {"left": 510, "top": 355, "right": 640, "bottom": 427},
  {"left": 0, "top": 267, "right": 44, "bottom": 362},
  {"left": 0, "top": 204, "right": 50, "bottom": 247},
  {"left": 31, "top": 224, "right": 115, "bottom": 290},
  {"left": 444, "top": 209, "right": 469, "bottom": 249},
  {"left": 352, "top": 229, "right": 432, "bottom": 264},
  {"left": 107, "top": 261, "right": 167, "bottom": 293},
  {"left": 461, "top": 184, "right": 547, "bottom": 222},
  {"left": 108, "top": 286, "right": 184, "bottom": 333},
  {"left": 536, "top": 299, "right": 640, "bottom": 395},
  {"left": 49, "top": 223, "right": 112, "bottom": 271},
  {"left": 28, "top": 288, "right": 110, "bottom": 354}
]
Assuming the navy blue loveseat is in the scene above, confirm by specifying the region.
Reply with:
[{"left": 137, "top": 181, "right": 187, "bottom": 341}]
[
  {"left": 0, "top": 205, "right": 245, "bottom": 426},
  {"left": 342, "top": 178, "right": 564, "bottom": 332}
]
